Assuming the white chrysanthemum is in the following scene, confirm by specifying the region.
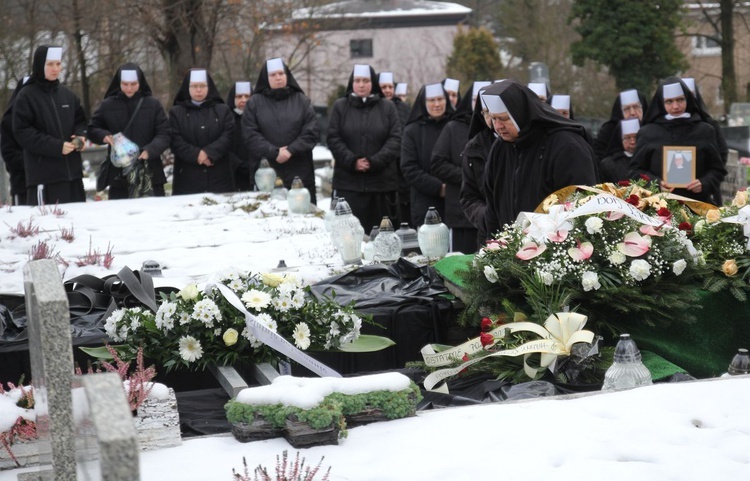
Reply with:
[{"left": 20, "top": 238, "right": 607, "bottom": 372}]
[
  {"left": 581, "top": 271, "right": 601, "bottom": 291},
  {"left": 293, "top": 323, "right": 311, "bottom": 350},
  {"left": 630, "top": 259, "right": 651, "bottom": 281},
  {"left": 673, "top": 259, "right": 687, "bottom": 276},
  {"left": 178, "top": 311, "right": 191, "bottom": 325},
  {"left": 213, "top": 328, "right": 222, "bottom": 336},
  {"left": 609, "top": 252, "right": 626, "bottom": 265},
  {"left": 241, "top": 289, "right": 272, "bottom": 311},
  {"left": 272, "top": 296, "right": 293, "bottom": 312},
  {"left": 484, "top": 265, "right": 499, "bottom": 283},
  {"left": 158, "top": 301, "right": 177, "bottom": 318},
  {"left": 291, "top": 291, "right": 306, "bottom": 309},
  {"left": 538, "top": 271, "right": 554, "bottom": 286},
  {"left": 228, "top": 278, "right": 244, "bottom": 291},
  {"left": 104, "top": 309, "right": 127, "bottom": 341},
  {"left": 178, "top": 336, "right": 203, "bottom": 362},
  {"left": 255, "top": 313, "right": 278, "bottom": 332},
  {"left": 191, "top": 298, "right": 222, "bottom": 327},
  {"left": 281, "top": 274, "right": 300, "bottom": 287},
  {"left": 276, "top": 282, "right": 296, "bottom": 296},
  {"left": 584, "top": 217, "right": 604, "bottom": 234}
]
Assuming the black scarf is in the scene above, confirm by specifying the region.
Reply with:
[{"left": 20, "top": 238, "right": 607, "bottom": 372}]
[
  {"left": 643, "top": 77, "right": 711, "bottom": 125},
  {"left": 467, "top": 84, "right": 493, "bottom": 140},
  {"left": 253, "top": 60, "right": 304, "bottom": 97},
  {"left": 26, "top": 45, "right": 61, "bottom": 91},
  {"left": 343, "top": 65, "right": 384, "bottom": 102}
]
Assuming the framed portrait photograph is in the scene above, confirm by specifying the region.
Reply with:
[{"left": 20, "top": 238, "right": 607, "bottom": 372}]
[{"left": 662, "top": 146, "right": 696, "bottom": 188}]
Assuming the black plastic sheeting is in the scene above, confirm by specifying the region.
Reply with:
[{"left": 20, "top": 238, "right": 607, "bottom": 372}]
[
  {"left": 306, "top": 258, "right": 454, "bottom": 373},
  {"left": 309, "top": 258, "right": 448, "bottom": 310}
]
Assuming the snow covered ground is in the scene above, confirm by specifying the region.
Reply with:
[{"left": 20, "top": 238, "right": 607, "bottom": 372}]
[{"left": 2, "top": 194, "right": 750, "bottom": 480}]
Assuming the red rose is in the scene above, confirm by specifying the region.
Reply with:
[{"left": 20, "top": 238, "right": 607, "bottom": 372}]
[
  {"left": 480, "top": 332, "right": 494, "bottom": 347},
  {"left": 626, "top": 194, "right": 640, "bottom": 206},
  {"left": 462, "top": 352, "right": 470, "bottom": 362},
  {"left": 481, "top": 317, "right": 493, "bottom": 331},
  {"left": 639, "top": 174, "right": 650, "bottom": 181},
  {"left": 678, "top": 221, "right": 692, "bottom": 232},
  {"left": 657, "top": 207, "right": 672, "bottom": 218},
  {"left": 617, "top": 180, "right": 631, "bottom": 187}
]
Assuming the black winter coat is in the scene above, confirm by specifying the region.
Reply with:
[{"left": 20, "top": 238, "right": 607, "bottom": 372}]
[
  {"left": 484, "top": 128, "right": 597, "bottom": 236},
  {"left": 241, "top": 89, "right": 319, "bottom": 192},
  {"left": 169, "top": 100, "right": 235, "bottom": 195},
  {"left": 599, "top": 150, "right": 633, "bottom": 184},
  {"left": 88, "top": 92, "right": 170, "bottom": 187},
  {"left": 0, "top": 87, "right": 25, "bottom": 197},
  {"left": 630, "top": 115, "right": 725, "bottom": 203},
  {"left": 12, "top": 82, "right": 87, "bottom": 186},
  {"left": 401, "top": 116, "right": 450, "bottom": 226},
  {"left": 327, "top": 95, "right": 402, "bottom": 193},
  {"left": 460, "top": 129, "right": 494, "bottom": 242},
  {"left": 229, "top": 110, "right": 255, "bottom": 191},
  {"left": 430, "top": 120, "right": 472, "bottom": 228}
]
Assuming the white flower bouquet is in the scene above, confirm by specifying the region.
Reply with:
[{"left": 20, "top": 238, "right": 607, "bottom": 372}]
[{"left": 102, "top": 271, "right": 370, "bottom": 371}]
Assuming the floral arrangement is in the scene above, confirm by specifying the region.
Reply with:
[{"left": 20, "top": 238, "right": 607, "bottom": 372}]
[
  {"left": 102, "top": 271, "right": 369, "bottom": 371},
  {"left": 462, "top": 179, "right": 709, "bottom": 335}
]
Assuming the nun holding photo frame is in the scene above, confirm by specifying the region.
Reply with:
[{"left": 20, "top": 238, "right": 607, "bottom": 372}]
[{"left": 663, "top": 146, "right": 696, "bottom": 187}]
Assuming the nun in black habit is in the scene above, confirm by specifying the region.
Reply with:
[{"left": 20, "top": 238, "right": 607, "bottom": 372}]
[
  {"left": 1, "top": 76, "right": 29, "bottom": 205},
  {"left": 12, "top": 45, "right": 88, "bottom": 205},
  {"left": 88, "top": 63, "right": 170, "bottom": 198},
  {"left": 241, "top": 58, "right": 319, "bottom": 204},
  {"left": 169, "top": 69, "right": 235, "bottom": 195},
  {"left": 327, "top": 64, "right": 402, "bottom": 235},
  {"left": 431, "top": 82, "right": 488, "bottom": 253},
  {"left": 481, "top": 80, "right": 597, "bottom": 236},
  {"left": 400, "top": 82, "right": 454, "bottom": 227},
  {"left": 460, "top": 84, "right": 495, "bottom": 248},
  {"left": 225, "top": 81, "right": 255, "bottom": 191},
  {"left": 593, "top": 89, "right": 649, "bottom": 161},
  {"left": 629, "top": 77, "right": 725, "bottom": 204}
]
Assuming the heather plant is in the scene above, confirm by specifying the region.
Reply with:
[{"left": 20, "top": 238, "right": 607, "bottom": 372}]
[
  {"left": 75, "top": 238, "right": 115, "bottom": 268},
  {"left": 58, "top": 226, "right": 75, "bottom": 242},
  {"left": 7, "top": 218, "right": 39, "bottom": 238},
  {"left": 0, "top": 381, "right": 36, "bottom": 468},
  {"left": 28, "top": 240, "right": 58, "bottom": 261},
  {"left": 232, "top": 451, "right": 330, "bottom": 481},
  {"left": 76, "top": 345, "right": 156, "bottom": 412}
]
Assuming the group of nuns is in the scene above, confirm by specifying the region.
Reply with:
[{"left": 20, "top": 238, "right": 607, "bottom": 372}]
[
  {"left": 2, "top": 46, "right": 321, "bottom": 205},
  {"left": 2, "top": 45, "right": 728, "bottom": 255}
]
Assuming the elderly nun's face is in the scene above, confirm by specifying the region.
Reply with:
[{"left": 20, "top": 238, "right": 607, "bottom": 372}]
[
  {"left": 622, "top": 133, "right": 637, "bottom": 154},
  {"left": 353, "top": 76, "right": 372, "bottom": 98},
  {"left": 622, "top": 102, "right": 643, "bottom": 120},
  {"left": 380, "top": 82, "right": 394, "bottom": 100},
  {"left": 235, "top": 93, "right": 250, "bottom": 110},
  {"left": 491, "top": 112, "right": 519, "bottom": 142},
  {"left": 120, "top": 80, "right": 140, "bottom": 98},
  {"left": 426, "top": 94, "right": 446, "bottom": 119},
  {"left": 44, "top": 60, "right": 62, "bottom": 81},
  {"left": 189, "top": 81, "right": 208, "bottom": 102},
  {"left": 268, "top": 69, "right": 287, "bottom": 89},
  {"left": 446, "top": 90, "right": 458, "bottom": 108}
]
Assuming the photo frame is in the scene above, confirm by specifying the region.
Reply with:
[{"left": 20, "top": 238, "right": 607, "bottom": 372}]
[{"left": 662, "top": 146, "right": 696, "bottom": 188}]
